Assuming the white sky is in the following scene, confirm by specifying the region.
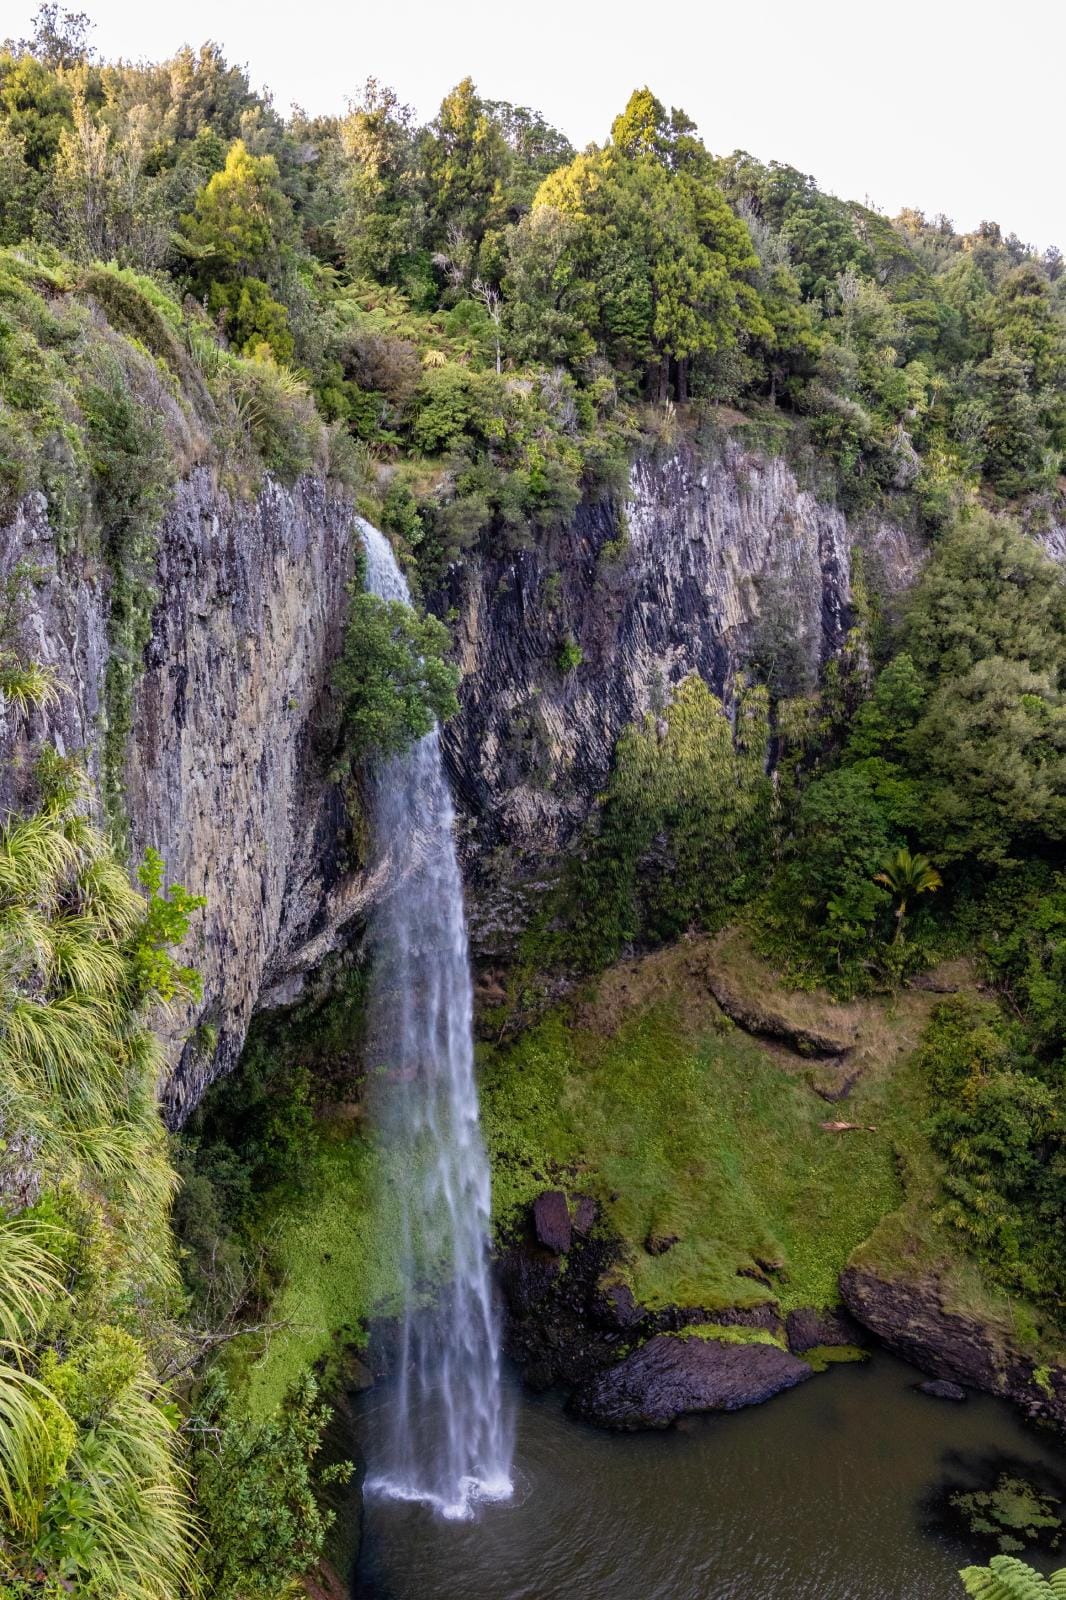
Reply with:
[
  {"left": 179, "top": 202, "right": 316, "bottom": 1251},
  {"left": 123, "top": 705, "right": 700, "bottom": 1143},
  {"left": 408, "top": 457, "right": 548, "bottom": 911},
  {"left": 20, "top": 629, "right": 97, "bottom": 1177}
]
[{"left": 9, "top": 0, "right": 1063, "bottom": 250}]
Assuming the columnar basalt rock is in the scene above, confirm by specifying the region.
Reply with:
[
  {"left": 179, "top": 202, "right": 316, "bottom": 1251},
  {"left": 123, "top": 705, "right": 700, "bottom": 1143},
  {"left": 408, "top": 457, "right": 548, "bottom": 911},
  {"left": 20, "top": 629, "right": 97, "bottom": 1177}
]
[
  {"left": 442, "top": 438, "right": 922, "bottom": 955},
  {"left": 0, "top": 470, "right": 364, "bottom": 1121}
]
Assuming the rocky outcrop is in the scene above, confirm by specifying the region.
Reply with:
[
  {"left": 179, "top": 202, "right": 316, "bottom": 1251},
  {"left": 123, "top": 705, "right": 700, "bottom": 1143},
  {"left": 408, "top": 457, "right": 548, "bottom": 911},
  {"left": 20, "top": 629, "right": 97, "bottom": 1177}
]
[
  {"left": 785, "top": 1305, "right": 866, "bottom": 1355},
  {"left": 841, "top": 1265, "right": 1066, "bottom": 1427},
  {"left": 0, "top": 472, "right": 366, "bottom": 1120},
  {"left": 500, "top": 1191, "right": 804, "bottom": 1422},
  {"left": 443, "top": 438, "right": 922, "bottom": 955},
  {"left": 569, "top": 1333, "right": 812, "bottom": 1429},
  {"left": 704, "top": 965, "right": 856, "bottom": 1057}
]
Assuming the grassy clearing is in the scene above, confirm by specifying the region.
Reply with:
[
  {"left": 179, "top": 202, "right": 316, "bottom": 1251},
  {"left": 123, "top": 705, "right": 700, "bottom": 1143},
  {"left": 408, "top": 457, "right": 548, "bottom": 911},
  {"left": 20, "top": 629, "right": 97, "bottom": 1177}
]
[
  {"left": 480, "top": 936, "right": 934, "bottom": 1314},
  {"left": 483, "top": 929, "right": 1059, "bottom": 1358}
]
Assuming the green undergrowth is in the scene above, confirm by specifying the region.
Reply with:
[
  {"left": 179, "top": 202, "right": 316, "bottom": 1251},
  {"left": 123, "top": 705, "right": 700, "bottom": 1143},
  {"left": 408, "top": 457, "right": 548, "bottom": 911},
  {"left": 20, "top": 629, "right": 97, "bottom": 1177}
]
[
  {"left": 519, "top": 676, "right": 774, "bottom": 976},
  {"left": 802, "top": 1343, "right": 869, "bottom": 1371},
  {"left": 479, "top": 994, "right": 907, "bottom": 1314},
  {"left": 174, "top": 956, "right": 407, "bottom": 1422},
  {"left": 672, "top": 1323, "right": 785, "bottom": 1348},
  {"left": 232, "top": 1124, "right": 399, "bottom": 1421}
]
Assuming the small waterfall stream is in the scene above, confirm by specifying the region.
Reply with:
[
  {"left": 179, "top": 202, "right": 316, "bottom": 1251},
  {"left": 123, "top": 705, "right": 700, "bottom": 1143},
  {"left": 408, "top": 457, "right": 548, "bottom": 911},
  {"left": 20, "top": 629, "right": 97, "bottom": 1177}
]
[{"left": 358, "top": 519, "right": 513, "bottom": 1520}]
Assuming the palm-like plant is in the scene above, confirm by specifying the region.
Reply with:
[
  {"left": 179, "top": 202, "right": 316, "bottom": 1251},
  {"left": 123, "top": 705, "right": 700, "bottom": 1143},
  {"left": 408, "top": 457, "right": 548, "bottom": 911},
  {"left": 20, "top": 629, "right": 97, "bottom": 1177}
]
[
  {"left": 0, "top": 1216, "right": 74, "bottom": 1534},
  {"left": 35, "top": 1332, "right": 198, "bottom": 1599},
  {"left": 0, "top": 720, "right": 202, "bottom": 1594},
  {"left": 874, "top": 847, "right": 943, "bottom": 943}
]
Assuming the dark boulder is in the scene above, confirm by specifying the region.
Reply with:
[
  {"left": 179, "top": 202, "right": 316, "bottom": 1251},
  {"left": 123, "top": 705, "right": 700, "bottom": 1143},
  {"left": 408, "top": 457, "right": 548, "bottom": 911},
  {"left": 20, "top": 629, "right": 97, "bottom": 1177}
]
[
  {"left": 592, "top": 1278, "right": 644, "bottom": 1330},
  {"left": 786, "top": 1305, "right": 865, "bottom": 1354},
  {"left": 644, "top": 1231, "right": 680, "bottom": 1256},
  {"left": 533, "top": 1190, "right": 572, "bottom": 1254},
  {"left": 918, "top": 1379, "right": 967, "bottom": 1401},
  {"left": 570, "top": 1334, "right": 812, "bottom": 1430},
  {"left": 498, "top": 1242, "right": 560, "bottom": 1316},
  {"left": 572, "top": 1194, "right": 599, "bottom": 1236}
]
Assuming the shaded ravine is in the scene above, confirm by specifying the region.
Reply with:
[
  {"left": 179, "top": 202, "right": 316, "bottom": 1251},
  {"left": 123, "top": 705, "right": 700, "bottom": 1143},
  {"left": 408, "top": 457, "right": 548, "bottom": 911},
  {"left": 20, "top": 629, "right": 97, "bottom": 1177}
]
[{"left": 359, "top": 519, "right": 513, "bottom": 1519}]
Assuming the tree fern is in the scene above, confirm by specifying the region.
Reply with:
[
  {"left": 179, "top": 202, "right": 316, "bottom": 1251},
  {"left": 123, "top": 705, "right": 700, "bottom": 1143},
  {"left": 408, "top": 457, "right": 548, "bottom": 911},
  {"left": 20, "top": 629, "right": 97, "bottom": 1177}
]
[{"left": 960, "top": 1556, "right": 1066, "bottom": 1598}]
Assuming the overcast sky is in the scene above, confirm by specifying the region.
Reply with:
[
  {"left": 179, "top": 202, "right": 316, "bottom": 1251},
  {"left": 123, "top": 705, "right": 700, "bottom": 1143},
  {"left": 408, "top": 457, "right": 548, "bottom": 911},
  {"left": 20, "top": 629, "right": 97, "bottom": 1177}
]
[{"left": 10, "top": 0, "right": 1063, "bottom": 250}]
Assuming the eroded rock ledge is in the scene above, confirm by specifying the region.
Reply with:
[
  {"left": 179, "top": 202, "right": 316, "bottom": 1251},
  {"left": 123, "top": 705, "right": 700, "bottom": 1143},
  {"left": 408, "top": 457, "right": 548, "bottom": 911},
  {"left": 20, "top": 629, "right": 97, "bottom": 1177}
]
[
  {"left": 500, "top": 1190, "right": 1066, "bottom": 1432},
  {"left": 841, "top": 1265, "right": 1066, "bottom": 1429}
]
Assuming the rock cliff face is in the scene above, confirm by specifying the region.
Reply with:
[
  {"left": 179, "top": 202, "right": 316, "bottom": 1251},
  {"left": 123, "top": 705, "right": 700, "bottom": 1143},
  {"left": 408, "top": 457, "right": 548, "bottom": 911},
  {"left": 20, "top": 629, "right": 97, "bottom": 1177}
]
[
  {"left": 443, "top": 438, "right": 921, "bottom": 954},
  {"left": 0, "top": 436, "right": 922, "bottom": 1114},
  {"left": 0, "top": 470, "right": 365, "bottom": 1121}
]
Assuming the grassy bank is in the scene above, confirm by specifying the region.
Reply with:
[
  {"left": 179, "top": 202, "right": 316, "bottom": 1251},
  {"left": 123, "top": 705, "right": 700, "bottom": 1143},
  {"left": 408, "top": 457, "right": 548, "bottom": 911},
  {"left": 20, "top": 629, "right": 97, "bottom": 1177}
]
[{"left": 479, "top": 932, "right": 1044, "bottom": 1338}]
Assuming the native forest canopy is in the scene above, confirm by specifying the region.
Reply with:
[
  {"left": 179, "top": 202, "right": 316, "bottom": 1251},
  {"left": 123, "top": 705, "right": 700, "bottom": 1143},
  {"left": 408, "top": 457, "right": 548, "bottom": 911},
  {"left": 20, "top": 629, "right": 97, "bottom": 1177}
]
[{"left": 1, "top": 4, "right": 1066, "bottom": 1596}]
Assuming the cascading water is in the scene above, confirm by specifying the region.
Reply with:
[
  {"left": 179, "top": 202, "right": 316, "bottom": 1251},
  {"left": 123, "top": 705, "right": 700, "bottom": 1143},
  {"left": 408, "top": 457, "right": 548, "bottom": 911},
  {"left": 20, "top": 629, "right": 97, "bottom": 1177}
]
[{"left": 358, "top": 518, "right": 514, "bottom": 1521}]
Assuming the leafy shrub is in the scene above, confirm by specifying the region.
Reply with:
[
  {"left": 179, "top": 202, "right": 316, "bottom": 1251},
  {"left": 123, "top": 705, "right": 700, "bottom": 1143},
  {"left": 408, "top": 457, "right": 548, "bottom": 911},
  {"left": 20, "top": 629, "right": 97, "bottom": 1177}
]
[
  {"left": 534, "top": 676, "right": 772, "bottom": 971},
  {"left": 191, "top": 1372, "right": 351, "bottom": 1600},
  {"left": 209, "top": 276, "right": 295, "bottom": 363},
  {"left": 333, "top": 588, "right": 459, "bottom": 762},
  {"left": 556, "top": 635, "right": 582, "bottom": 673},
  {"left": 758, "top": 765, "right": 897, "bottom": 986}
]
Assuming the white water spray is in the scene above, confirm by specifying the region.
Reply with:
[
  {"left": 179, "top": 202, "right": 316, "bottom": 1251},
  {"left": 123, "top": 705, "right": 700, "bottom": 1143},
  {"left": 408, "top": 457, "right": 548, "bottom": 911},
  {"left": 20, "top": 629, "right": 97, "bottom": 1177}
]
[{"left": 359, "top": 519, "right": 513, "bottom": 1521}]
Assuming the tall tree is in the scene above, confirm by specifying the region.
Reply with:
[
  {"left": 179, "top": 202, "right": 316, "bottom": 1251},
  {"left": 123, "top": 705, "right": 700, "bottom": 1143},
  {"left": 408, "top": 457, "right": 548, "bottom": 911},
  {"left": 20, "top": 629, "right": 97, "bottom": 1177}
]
[{"left": 526, "top": 91, "right": 769, "bottom": 397}]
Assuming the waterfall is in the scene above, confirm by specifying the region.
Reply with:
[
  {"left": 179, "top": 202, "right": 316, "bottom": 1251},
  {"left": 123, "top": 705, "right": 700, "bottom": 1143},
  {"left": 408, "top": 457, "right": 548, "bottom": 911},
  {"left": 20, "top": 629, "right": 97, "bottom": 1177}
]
[{"left": 358, "top": 519, "right": 513, "bottom": 1521}]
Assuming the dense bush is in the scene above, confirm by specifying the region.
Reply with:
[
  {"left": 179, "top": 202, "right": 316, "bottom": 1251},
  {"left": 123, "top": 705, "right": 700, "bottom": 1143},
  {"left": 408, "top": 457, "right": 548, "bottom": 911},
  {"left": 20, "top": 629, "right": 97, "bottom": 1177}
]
[
  {"left": 190, "top": 1373, "right": 350, "bottom": 1600},
  {"left": 918, "top": 996, "right": 1066, "bottom": 1314},
  {"left": 1, "top": 18, "right": 1059, "bottom": 598},
  {"left": 334, "top": 587, "right": 459, "bottom": 761}
]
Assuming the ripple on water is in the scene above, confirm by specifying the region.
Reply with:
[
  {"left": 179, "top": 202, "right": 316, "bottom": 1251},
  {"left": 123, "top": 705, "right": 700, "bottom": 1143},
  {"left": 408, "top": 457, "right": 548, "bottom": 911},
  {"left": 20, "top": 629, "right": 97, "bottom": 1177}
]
[{"left": 354, "top": 1354, "right": 1065, "bottom": 1600}]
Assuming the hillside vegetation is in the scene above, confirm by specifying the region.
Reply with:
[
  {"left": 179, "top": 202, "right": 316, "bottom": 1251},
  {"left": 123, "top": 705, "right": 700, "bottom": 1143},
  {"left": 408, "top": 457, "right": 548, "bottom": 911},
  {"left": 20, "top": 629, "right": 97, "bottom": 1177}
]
[{"left": 1, "top": 5, "right": 1065, "bottom": 1598}]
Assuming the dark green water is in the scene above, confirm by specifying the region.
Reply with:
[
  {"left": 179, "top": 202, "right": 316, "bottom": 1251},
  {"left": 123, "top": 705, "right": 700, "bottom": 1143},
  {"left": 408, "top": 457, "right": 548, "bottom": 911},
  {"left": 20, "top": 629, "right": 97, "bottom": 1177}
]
[{"left": 353, "top": 1355, "right": 1065, "bottom": 1600}]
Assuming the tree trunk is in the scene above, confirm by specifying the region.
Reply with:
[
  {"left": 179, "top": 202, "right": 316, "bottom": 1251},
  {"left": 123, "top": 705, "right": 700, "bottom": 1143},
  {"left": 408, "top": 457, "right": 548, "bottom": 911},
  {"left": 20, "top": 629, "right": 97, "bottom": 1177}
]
[{"left": 653, "top": 357, "right": 669, "bottom": 404}]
